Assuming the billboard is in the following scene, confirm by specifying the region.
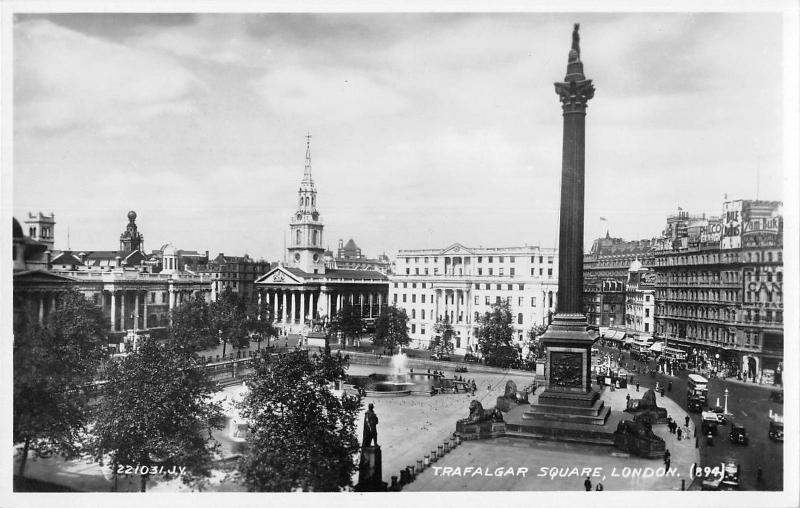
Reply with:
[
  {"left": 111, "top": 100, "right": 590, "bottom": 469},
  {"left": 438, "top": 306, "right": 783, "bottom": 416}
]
[{"left": 721, "top": 201, "right": 742, "bottom": 249}]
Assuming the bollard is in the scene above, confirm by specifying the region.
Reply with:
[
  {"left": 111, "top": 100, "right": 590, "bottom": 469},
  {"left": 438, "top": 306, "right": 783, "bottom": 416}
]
[
  {"left": 416, "top": 459, "right": 423, "bottom": 473},
  {"left": 681, "top": 479, "right": 685, "bottom": 491},
  {"left": 399, "top": 469, "right": 408, "bottom": 485},
  {"left": 424, "top": 455, "right": 430, "bottom": 467},
  {"left": 431, "top": 449, "right": 438, "bottom": 462},
  {"left": 391, "top": 476, "right": 398, "bottom": 490},
  {"left": 407, "top": 466, "right": 415, "bottom": 480},
  {"left": 444, "top": 441, "right": 450, "bottom": 453},
  {"left": 456, "top": 434, "right": 462, "bottom": 445},
  {"left": 450, "top": 436, "right": 456, "bottom": 449},
  {"left": 438, "top": 444, "right": 444, "bottom": 457}
]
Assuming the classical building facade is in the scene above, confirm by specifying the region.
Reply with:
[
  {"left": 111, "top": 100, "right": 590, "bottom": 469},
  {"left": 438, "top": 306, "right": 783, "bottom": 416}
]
[
  {"left": 12, "top": 217, "right": 76, "bottom": 331},
  {"left": 652, "top": 200, "right": 783, "bottom": 384},
  {"left": 255, "top": 136, "right": 389, "bottom": 338},
  {"left": 47, "top": 211, "right": 213, "bottom": 343},
  {"left": 389, "top": 244, "right": 559, "bottom": 354}
]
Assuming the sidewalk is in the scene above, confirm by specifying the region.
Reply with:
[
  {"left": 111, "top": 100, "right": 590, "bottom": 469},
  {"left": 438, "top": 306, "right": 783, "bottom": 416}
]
[{"left": 405, "top": 383, "right": 699, "bottom": 491}]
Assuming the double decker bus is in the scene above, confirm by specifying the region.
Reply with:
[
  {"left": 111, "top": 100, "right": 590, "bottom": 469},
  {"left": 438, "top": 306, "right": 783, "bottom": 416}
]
[{"left": 687, "top": 373, "right": 709, "bottom": 404}]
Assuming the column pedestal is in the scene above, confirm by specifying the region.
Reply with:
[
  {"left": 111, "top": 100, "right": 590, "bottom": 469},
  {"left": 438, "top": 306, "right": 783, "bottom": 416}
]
[{"left": 355, "top": 445, "right": 387, "bottom": 492}]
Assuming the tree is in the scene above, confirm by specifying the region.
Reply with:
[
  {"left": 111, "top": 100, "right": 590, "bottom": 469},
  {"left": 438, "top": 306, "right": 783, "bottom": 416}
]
[
  {"left": 209, "top": 288, "right": 250, "bottom": 356},
  {"left": 526, "top": 324, "right": 548, "bottom": 360},
  {"left": 475, "top": 301, "right": 517, "bottom": 368},
  {"left": 246, "top": 300, "right": 278, "bottom": 351},
  {"left": 328, "top": 303, "right": 363, "bottom": 347},
  {"left": 430, "top": 317, "right": 455, "bottom": 356},
  {"left": 373, "top": 306, "right": 411, "bottom": 355},
  {"left": 90, "top": 336, "right": 224, "bottom": 492},
  {"left": 13, "top": 289, "right": 108, "bottom": 478},
  {"left": 238, "top": 351, "right": 362, "bottom": 491},
  {"left": 169, "top": 293, "right": 215, "bottom": 352}
]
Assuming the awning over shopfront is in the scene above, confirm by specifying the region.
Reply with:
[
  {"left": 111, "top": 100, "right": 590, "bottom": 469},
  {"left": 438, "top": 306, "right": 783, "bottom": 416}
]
[
  {"left": 603, "top": 329, "right": 627, "bottom": 342},
  {"left": 649, "top": 341, "right": 664, "bottom": 353}
]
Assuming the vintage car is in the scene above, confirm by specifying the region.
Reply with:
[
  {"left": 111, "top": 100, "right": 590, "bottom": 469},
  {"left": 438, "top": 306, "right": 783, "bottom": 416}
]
[
  {"left": 728, "top": 423, "right": 748, "bottom": 445},
  {"left": 701, "top": 412, "right": 719, "bottom": 436},
  {"left": 769, "top": 390, "right": 784, "bottom": 403},
  {"left": 687, "top": 396, "right": 704, "bottom": 413},
  {"left": 701, "top": 460, "right": 741, "bottom": 491},
  {"left": 769, "top": 419, "right": 784, "bottom": 442},
  {"left": 709, "top": 405, "right": 728, "bottom": 425}
]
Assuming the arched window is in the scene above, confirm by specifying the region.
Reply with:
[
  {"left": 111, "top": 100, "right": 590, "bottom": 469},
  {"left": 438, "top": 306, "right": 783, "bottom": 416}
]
[
  {"left": 312, "top": 195, "right": 315, "bottom": 206},
  {"left": 312, "top": 230, "right": 318, "bottom": 245},
  {"left": 296, "top": 230, "right": 302, "bottom": 245},
  {"left": 305, "top": 196, "right": 310, "bottom": 207}
]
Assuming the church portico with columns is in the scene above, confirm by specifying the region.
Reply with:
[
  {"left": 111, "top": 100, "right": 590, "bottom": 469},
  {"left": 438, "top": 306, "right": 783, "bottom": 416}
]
[
  {"left": 255, "top": 135, "right": 389, "bottom": 340},
  {"left": 255, "top": 266, "right": 388, "bottom": 338}
]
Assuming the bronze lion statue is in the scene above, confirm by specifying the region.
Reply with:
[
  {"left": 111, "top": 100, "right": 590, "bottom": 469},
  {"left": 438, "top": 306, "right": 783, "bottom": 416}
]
[{"left": 459, "top": 399, "right": 502, "bottom": 425}]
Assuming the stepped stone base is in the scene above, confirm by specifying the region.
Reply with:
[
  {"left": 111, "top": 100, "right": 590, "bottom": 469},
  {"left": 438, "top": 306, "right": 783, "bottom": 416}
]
[
  {"left": 523, "top": 388, "right": 611, "bottom": 426},
  {"left": 504, "top": 404, "right": 623, "bottom": 446}
]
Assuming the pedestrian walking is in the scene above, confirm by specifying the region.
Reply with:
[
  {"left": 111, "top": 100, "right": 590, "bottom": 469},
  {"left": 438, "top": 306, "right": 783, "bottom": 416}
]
[
  {"left": 677, "top": 428, "right": 683, "bottom": 440},
  {"left": 685, "top": 415, "right": 690, "bottom": 427},
  {"left": 584, "top": 477, "right": 592, "bottom": 491},
  {"left": 636, "top": 382, "right": 640, "bottom": 392},
  {"left": 595, "top": 483, "right": 604, "bottom": 491}
]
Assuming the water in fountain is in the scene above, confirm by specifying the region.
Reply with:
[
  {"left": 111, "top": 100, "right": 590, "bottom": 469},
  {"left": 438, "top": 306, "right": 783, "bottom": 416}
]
[{"left": 390, "top": 352, "right": 409, "bottom": 375}]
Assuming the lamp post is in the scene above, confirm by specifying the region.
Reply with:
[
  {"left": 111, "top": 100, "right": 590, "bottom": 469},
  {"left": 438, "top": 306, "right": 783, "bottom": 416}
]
[{"left": 724, "top": 387, "right": 730, "bottom": 415}]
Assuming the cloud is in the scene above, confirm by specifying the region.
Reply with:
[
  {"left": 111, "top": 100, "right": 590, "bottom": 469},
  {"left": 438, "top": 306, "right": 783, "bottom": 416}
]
[
  {"left": 252, "top": 65, "right": 408, "bottom": 123},
  {"left": 14, "top": 19, "right": 202, "bottom": 135}
]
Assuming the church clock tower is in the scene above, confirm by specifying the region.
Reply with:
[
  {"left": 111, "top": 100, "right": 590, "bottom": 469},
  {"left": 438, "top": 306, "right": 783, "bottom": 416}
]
[{"left": 287, "top": 134, "right": 326, "bottom": 274}]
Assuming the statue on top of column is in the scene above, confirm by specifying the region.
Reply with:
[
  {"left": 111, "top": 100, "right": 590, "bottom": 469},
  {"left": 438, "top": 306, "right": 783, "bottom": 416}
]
[{"left": 569, "top": 23, "right": 580, "bottom": 63}]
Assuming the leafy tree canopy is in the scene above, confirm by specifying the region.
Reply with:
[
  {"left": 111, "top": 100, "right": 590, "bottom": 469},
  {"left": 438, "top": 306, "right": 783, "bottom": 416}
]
[
  {"left": 90, "top": 336, "right": 224, "bottom": 491},
  {"left": 431, "top": 317, "right": 455, "bottom": 356},
  {"left": 13, "top": 289, "right": 108, "bottom": 477},
  {"left": 373, "top": 306, "right": 410, "bottom": 355},
  {"left": 475, "top": 301, "right": 518, "bottom": 368},
  {"left": 328, "top": 303, "right": 363, "bottom": 345},
  {"left": 238, "top": 351, "right": 362, "bottom": 491}
]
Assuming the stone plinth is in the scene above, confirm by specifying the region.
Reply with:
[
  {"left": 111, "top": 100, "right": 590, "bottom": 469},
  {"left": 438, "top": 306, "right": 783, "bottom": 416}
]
[{"left": 355, "top": 445, "right": 387, "bottom": 492}]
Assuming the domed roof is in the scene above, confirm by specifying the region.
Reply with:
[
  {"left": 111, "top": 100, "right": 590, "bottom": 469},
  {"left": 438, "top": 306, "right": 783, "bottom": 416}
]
[
  {"left": 162, "top": 243, "right": 177, "bottom": 256},
  {"left": 12, "top": 218, "right": 23, "bottom": 239},
  {"left": 127, "top": 210, "right": 137, "bottom": 222}
]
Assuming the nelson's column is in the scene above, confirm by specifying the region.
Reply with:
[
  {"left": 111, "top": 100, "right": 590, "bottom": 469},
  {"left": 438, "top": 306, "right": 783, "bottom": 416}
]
[{"left": 520, "top": 24, "right": 611, "bottom": 435}]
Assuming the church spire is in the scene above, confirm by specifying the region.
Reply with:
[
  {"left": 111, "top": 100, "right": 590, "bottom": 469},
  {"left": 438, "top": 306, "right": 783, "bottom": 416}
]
[{"left": 302, "top": 132, "right": 314, "bottom": 187}]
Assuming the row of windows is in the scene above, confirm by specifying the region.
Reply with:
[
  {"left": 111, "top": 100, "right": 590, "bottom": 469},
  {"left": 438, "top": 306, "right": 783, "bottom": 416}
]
[
  {"left": 403, "top": 255, "right": 554, "bottom": 264},
  {"left": 657, "top": 249, "right": 783, "bottom": 266}
]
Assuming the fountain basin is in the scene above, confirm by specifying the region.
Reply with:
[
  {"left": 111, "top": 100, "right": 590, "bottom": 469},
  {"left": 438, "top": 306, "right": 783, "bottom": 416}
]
[{"left": 347, "top": 372, "right": 452, "bottom": 397}]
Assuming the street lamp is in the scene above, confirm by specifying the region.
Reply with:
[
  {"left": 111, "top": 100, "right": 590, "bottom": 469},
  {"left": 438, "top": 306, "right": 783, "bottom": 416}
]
[{"left": 724, "top": 387, "right": 730, "bottom": 415}]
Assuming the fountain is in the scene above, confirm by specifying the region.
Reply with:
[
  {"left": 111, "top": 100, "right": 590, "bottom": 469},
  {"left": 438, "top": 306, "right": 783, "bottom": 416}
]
[
  {"left": 347, "top": 352, "right": 450, "bottom": 397},
  {"left": 390, "top": 352, "right": 409, "bottom": 374}
]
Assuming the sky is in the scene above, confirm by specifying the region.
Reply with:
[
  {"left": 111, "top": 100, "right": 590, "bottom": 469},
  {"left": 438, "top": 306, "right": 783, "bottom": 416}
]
[{"left": 9, "top": 10, "right": 788, "bottom": 262}]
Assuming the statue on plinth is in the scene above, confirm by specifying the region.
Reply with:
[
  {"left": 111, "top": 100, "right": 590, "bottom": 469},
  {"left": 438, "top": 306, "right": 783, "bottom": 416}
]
[
  {"left": 496, "top": 380, "right": 530, "bottom": 412},
  {"left": 458, "top": 400, "right": 503, "bottom": 425},
  {"left": 362, "top": 403, "right": 379, "bottom": 447}
]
